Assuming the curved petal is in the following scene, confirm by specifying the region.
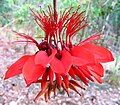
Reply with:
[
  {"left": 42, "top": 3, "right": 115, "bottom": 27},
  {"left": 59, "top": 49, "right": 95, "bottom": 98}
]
[
  {"left": 50, "top": 57, "right": 65, "bottom": 74},
  {"left": 80, "top": 34, "right": 102, "bottom": 45},
  {"left": 50, "top": 50, "right": 72, "bottom": 74},
  {"left": 69, "top": 68, "right": 76, "bottom": 79},
  {"left": 13, "top": 31, "right": 39, "bottom": 46},
  {"left": 73, "top": 68, "right": 88, "bottom": 86},
  {"left": 71, "top": 45, "right": 95, "bottom": 66},
  {"left": 56, "top": 74, "right": 62, "bottom": 87},
  {"left": 79, "top": 66, "right": 94, "bottom": 82},
  {"left": 23, "top": 56, "right": 45, "bottom": 86},
  {"left": 89, "top": 70, "right": 103, "bottom": 84},
  {"left": 82, "top": 43, "right": 114, "bottom": 63},
  {"left": 4, "top": 55, "right": 31, "bottom": 79},
  {"left": 61, "top": 50, "right": 73, "bottom": 73},
  {"left": 35, "top": 49, "right": 57, "bottom": 67},
  {"left": 41, "top": 71, "right": 49, "bottom": 91},
  {"left": 35, "top": 51, "right": 49, "bottom": 67},
  {"left": 62, "top": 75, "right": 69, "bottom": 88},
  {"left": 48, "top": 69, "right": 54, "bottom": 85},
  {"left": 73, "top": 67, "right": 88, "bottom": 86},
  {"left": 87, "top": 63, "right": 104, "bottom": 77}
]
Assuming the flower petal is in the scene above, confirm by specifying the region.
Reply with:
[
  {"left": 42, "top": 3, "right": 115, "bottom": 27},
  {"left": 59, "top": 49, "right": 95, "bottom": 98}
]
[
  {"left": 4, "top": 55, "right": 31, "bottom": 79},
  {"left": 23, "top": 56, "right": 45, "bottom": 86},
  {"left": 56, "top": 74, "right": 62, "bottom": 87},
  {"left": 41, "top": 71, "right": 49, "bottom": 91},
  {"left": 80, "top": 34, "right": 101, "bottom": 45},
  {"left": 79, "top": 66, "right": 94, "bottom": 82},
  {"left": 89, "top": 70, "right": 103, "bottom": 84},
  {"left": 87, "top": 63, "right": 104, "bottom": 77},
  {"left": 48, "top": 69, "right": 54, "bottom": 85},
  {"left": 73, "top": 67, "right": 88, "bottom": 86},
  {"left": 61, "top": 50, "right": 73, "bottom": 73},
  {"left": 13, "top": 31, "right": 39, "bottom": 47},
  {"left": 82, "top": 43, "right": 114, "bottom": 63},
  {"left": 69, "top": 68, "right": 76, "bottom": 79},
  {"left": 62, "top": 75, "right": 69, "bottom": 88},
  {"left": 35, "top": 51, "right": 49, "bottom": 67},
  {"left": 35, "top": 49, "right": 57, "bottom": 67},
  {"left": 50, "top": 50, "right": 72, "bottom": 74},
  {"left": 50, "top": 57, "right": 65, "bottom": 74},
  {"left": 71, "top": 46, "right": 95, "bottom": 66}
]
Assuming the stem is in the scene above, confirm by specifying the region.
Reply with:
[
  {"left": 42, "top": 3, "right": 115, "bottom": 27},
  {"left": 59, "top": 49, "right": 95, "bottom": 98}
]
[
  {"left": 53, "top": 0, "right": 59, "bottom": 50},
  {"left": 53, "top": 0, "right": 57, "bottom": 20}
]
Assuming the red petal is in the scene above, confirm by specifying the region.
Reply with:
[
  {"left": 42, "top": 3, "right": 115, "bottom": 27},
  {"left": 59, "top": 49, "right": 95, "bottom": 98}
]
[
  {"left": 73, "top": 67, "right": 88, "bottom": 85},
  {"left": 80, "top": 34, "right": 102, "bottom": 45},
  {"left": 49, "top": 69, "right": 54, "bottom": 85},
  {"left": 62, "top": 75, "right": 69, "bottom": 88},
  {"left": 50, "top": 50, "right": 72, "bottom": 74},
  {"left": 23, "top": 56, "right": 45, "bottom": 85},
  {"left": 71, "top": 46, "right": 95, "bottom": 66},
  {"left": 35, "top": 49, "right": 57, "bottom": 67},
  {"left": 61, "top": 50, "right": 72, "bottom": 73},
  {"left": 89, "top": 70, "right": 103, "bottom": 84},
  {"left": 56, "top": 74, "right": 62, "bottom": 87},
  {"left": 4, "top": 55, "right": 31, "bottom": 79},
  {"left": 69, "top": 80, "right": 85, "bottom": 90},
  {"left": 50, "top": 57, "right": 65, "bottom": 74},
  {"left": 69, "top": 83, "right": 81, "bottom": 96},
  {"left": 62, "top": 82, "right": 69, "bottom": 96},
  {"left": 41, "top": 71, "right": 48, "bottom": 91},
  {"left": 35, "top": 51, "right": 49, "bottom": 67},
  {"left": 69, "top": 68, "right": 76, "bottom": 79},
  {"left": 87, "top": 63, "right": 104, "bottom": 77},
  {"left": 79, "top": 66, "right": 94, "bottom": 82},
  {"left": 82, "top": 43, "right": 114, "bottom": 63}
]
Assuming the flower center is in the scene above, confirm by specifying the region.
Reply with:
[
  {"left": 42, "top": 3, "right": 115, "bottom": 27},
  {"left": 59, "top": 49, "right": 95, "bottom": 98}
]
[{"left": 55, "top": 52, "right": 62, "bottom": 60}]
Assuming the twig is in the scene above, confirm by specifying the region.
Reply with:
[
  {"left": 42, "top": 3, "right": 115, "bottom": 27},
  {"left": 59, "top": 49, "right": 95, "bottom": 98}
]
[{"left": 0, "top": 19, "right": 16, "bottom": 31}]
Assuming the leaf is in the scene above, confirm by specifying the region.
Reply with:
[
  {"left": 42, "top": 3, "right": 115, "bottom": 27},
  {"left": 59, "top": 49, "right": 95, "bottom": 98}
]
[{"left": 116, "top": 56, "right": 120, "bottom": 66}]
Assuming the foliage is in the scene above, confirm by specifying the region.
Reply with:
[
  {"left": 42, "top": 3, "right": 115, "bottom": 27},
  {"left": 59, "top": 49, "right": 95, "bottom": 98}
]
[{"left": 0, "top": 0, "right": 12, "bottom": 26}]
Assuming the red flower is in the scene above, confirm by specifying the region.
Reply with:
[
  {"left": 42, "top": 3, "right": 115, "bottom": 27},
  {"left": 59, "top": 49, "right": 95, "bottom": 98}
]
[{"left": 4, "top": 6, "right": 114, "bottom": 101}]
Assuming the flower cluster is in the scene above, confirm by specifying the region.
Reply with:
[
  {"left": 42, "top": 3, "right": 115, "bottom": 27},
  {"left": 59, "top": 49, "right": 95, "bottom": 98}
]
[{"left": 4, "top": 6, "right": 114, "bottom": 101}]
